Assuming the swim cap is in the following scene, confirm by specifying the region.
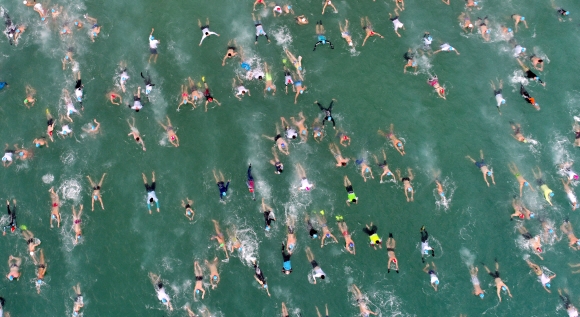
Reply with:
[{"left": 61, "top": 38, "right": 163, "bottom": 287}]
[
  {"left": 546, "top": 283, "right": 551, "bottom": 288},
  {"left": 474, "top": 1, "right": 478, "bottom": 4},
  {"left": 150, "top": 36, "right": 154, "bottom": 40},
  {"left": 51, "top": 9, "right": 55, "bottom": 12},
  {"left": 300, "top": 90, "right": 304, "bottom": 94},
  {"left": 267, "top": 87, "right": 271, "bottom": 91},
  {"left": 77, "top": 235, "right": 82, "bottom": 239},
  {"left": 549, "top": 192, "right": 554, "bottom": 197},
  {"left": 263, "top": 284, "right": 268, "bottom": 289},
  {"left": 427, "top": 36, "right": 433, "bottom": 41},
  {"left": 213, "top": 275, "right": 218, "bottom": 280},
  {"left": 94, "top": 195, "right": 98, "bottom": 200},
  {"left": 8, "top": 275, "right": 13, "bottom": 281},
  {"left": 508, "top": 28, "right": 512, "bottom": 32},
  {"left": 549, "top": 229, "right": 554, "bottom": 233},
  {"left": 434, "top": 280, "right": 439, "bottom": 285},
  {"left": 63, "top": 131, "right": 67, "bottom": 135},
  {"left": 312, "top": 234, "right": 318, "bottom": 238},
  {"left": 486, "top": 29, "right": 490, "bottom": 34},
  {"left": 502, "top": 286, "right": 506, "bottom": 291},
  {"left": 524, "top": 182, "right": 529, "bottom": 186},
  {"left": 265, "top": 226, "right": 270, "bottom": 231},
  {"left": 522, "top": 47, "right": 526, "bottom": 52},
  {"left": 75, "top": 21, "right": 78, "bottom": 25},
  {"left": 196, "top": 290, "right": 200, "bottom": 294},
  {"left": 487, "top": 171, "right": 492, "bottom": 176},
  {"left": 37, "top": 279, "right": 42, "bottom": 284},
  {"left": 407, "top": 187, "right": 412, "bottom": 192},
  {"left": 520, "top": 17, "right": 525, "bottom": 21},
  {"left": 349, "top": 242, "right": 354, "bottom": 248},
  {"left": 565, "top": 11, "right": 570, "bottom": 15},
  {"left": 19, "top": 152, "right": 23, "bottom": 157},
  {"left": 468, "top": 23, "right": 473, "bottom": 28},
  {"left": 2, "top": 157, "right": 6, "bottom": 162},
  {"left": 36, "top": 143, "right": 40, "bottom": 147},
  {"left": 479, "top": 293, "right": 484, "bottom": 299},
  {"left": 222, "top": 192, "right": 226, "bottom": 196},
  {"left": 51, "top": 214, "right": 56, "bottom": 219},
  {"left": 530, "top": 213, "right": 535, "bottom": 218},
  {"left": 325, "top": 233, "right": 330, "bottom": 238},
  {"left": 161, "top": 298, "right": 167, "bottom": 303},
  {"left": 501, "top": 99, "right": 506, "bottom": 104},
  {"left": 298, "top": 67, "right": 302, "bottom": 71},
  {"left": 423, "top": 250, "right": 429, "bottom": 255},
  {"left": 577, "top": 240, "right": 580, "bottom": 245},
  {"left": 42, "top": 17, "right": 45, "bottom": 21},
  {"left": 574, "top": 175, "right": 579, "bottom": 180}
]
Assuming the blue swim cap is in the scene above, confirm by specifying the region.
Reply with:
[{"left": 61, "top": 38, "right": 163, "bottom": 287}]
[
  {"left": 312, "top": 234, "right": 318, "bottom": 238},
  {"left": 521, "top": 47, "right": 526, "bottom": 52},
  {"left": 502, "top": 286, "right": 506, "bottom": 291},
  {"left": 520, "top": 16, "right": 525, "bottom": 21},
  {"left": 213, "top": 275, "right": 218, "bottom": 280},
  {"left": 2, "top": 157, "right": 6, "bottom": 162},
  {"left": 327, "top": 116, "right": 332, "bottom": 121},
  {"left": 19, "top": 152, "right": 23, "bottom": 157},
  {"left": 63, "top": 131, "right": 68, "bottom": 135},
  {"left": 77, "top": 235, "right": 82, "bottom": 239},
  {"left": 349, "top": 242, "right": 354, "bottom": 248},
  {"left": 238, "top": 247, "right": 243, "bottom": 251},
  {"left": 479, "top": 293, "right": 485, "bottom": 299},
  {"left": 150, "top": 36, "right": 154, "bottom": 40},
  {"left": 487, "top": 171, "right": 492, "bottom": 176},
  {"left": 530, "top": 213, "right": 535, "bottom": 218},
  {"left": 263, "top": 284, "right": 268, "bottom": 289},
  {"left": 546, "top": 283, "right": 551, "bottom": 288},
  {"left": 161, "top": 298, "right": 167, "bottom": 303},
  {"left": 298, "top": 67, "right": 302, "bottom": 71},
  {"left": 8, "top": 275, "right": 13, "bottom": 281},
  {"left": 265, "top": 226, "right": 270, "bottom": 231},
  {"left": 474, "top": 1, "right": 478, "bottom": 4},
  {"left": 565, "top": 11, "right": 570, "bottom": 15},
  {"left": 75, "top": 21, "right": 78, "bottom": 25},
  {"left": 283, "top": 261, "right": 291, "bottom": 271},
  {"left": 427, "top": 36, "right": 432, "bottom": 41},
  {"left": 42, "top": 17, "right": 45, "bottom": 21},
  {"left": 287, "top": 5, "right": 292, "bottom": 9},
  {"left": 407, "top": 187, "right": 412, "bottom": 192},
  {"left": 299, "top": 90, "right": 304, "bottom": 94},
  {"left": 549, "top": 192, "right": 555, "bottom": 197},
  {"left": 423, "top": 250, "right": 429, "bottom": 255},
  {"left": 549, "top": 229, "right": 554, "bottom": 233},
  {"left": 267, "top": 87, "right": 271, "bottom": 91},
  {"left": 36, "top": 143, "right": 40, "bottom": 147},
  {"left": 241, "top": 62, "right": 251, "bottom": 71},
  {"left": 524, "top": 182, "right": 529, "bottom": 186},
  {"left": 434, "top": 280, "right": 439, "bottom": 285},
  {"left": 37, "top": 279, "right": 42, "bottom": 285},
  {"left": 501, "top": 99, "right": 506, "bottom": 104},
  {"left": 508, "top": 28, "right": 512, "bottom": 32},
  {"left": 94, "top": 195, "right": 98, "bottom": 200},
  {"left": 222, "top": 192, "right": 226, "bottom": 196},
  {"left": 196, "top": 289, "right": 200, "bottom": 294},
  {"left": 52, "top": 214, "right": 56, "bottom": 219}
]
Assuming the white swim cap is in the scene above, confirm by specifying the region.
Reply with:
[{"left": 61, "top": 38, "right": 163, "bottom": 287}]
[{"left": 468, "top": 23, "right": 473, "bottom": 28}]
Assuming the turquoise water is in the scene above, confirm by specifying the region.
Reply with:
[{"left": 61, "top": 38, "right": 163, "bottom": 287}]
[{"left": 1, "top": 0, "right": 580, "bottom": 316}]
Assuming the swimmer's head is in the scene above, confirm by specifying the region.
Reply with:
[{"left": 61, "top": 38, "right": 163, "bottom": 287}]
[
  {"left": 93, "top": 195, "right": 98, "bottom": 200},
  {"left": 545, "top": 283, "right": 551, "bottom": 288},
  {"left": 150, "top": 36, "right": 154, "bottom": 40},
  {"left": 213, "top": 275, "right": 218, "bottom": 281},
  {"left": 574, "top": 175, "right": 579, "bottom": 180},
  {"left": 501, "top": 286, "right": 506, "bottom": 291},
  {"left": 149, "top": 198, "right": 154, "bottom": 203},
  {"left": 565, "top": 11, "right": 570, "bottom": 15},
  {"left": 18, "top": 152, "right": 23, "bottom": 157},
  {"left": 479, "top": 293, "right": 485, "bottom": 299},
  {"left": 508, "top": 28, "right": 512, "bottom": 32},
  {"left": 521, "top": 47, "right": 526, "bottom": 52},
  {"left": 549, "top": 229, "right": 554, "bottom": 233},
  {"left": 8, "top": 275, "right": 14, "bottom": 281},
  {"left": 434, "top": 280, "right": 439, "bottom": 285},
  {"left": 265, "top": 225, "right": 270, "bottom": 231},
  {"left": 487, "top": 171, "right": 492, "bottom": 176},
  {"left": 501, "top": 99, "right": 506, "bottom": 104},
  {"left": 349, "top": 242, "right": 354, "bottom": 248},
  {"left": 524, "top": 181, "right": 529, "bottom": 186},
  {"left": 196, "top": 289, "right": 200, "bottom": 294},
  {"left": 325, "top": 233, "right": 330, "bottom": 238},
  {"left": 37, "top": 279, "right": 43, "bottom": 285},
  {"left": 407, "top": 187, "right": 412, "bottom": 192},
  {"left": 77, "top": 234, "right": 82, "bottom": 240},
  {"left": 549, "top": 192, "right": 555, "bottom": 197},
  {"left": 520, "top": 16, "right": 525, "bottom": 21},
  {"left": 222, "top": 192, "right": 226, "bottom": 196},
  {"left": 312, "top": 234, "right": 318, "bottom": 239},
  {"left": 161, "top": 298, "right": 167, "bottom": 303},
  {"left": 468, "top": 23, "right": 473, "bottom": 28},
  {"left": 530, "top": 212, "right": 535, "bottom": 218},
  {"left": 2, "top": 157, "right": 6, "bottom": 162}
]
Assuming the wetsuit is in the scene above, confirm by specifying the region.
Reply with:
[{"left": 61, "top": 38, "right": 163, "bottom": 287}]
[
  {"left": 246, "top": 165, "right": 255, "bottom": 193},
  {"left": 254, "top": 262, "right": 267, "bottom": 285},
  {"left": 217, "top": 181, "right": 230, "bottom": 200},
  {"left": 74, "top": 79, "right": 83, "bottom": 104},
  {"left": 2, "top": 202, "right": 16, "bottom": 234},
  {"left": 263, "top": 210, "right": 275, "bottom": 228},
  {"left": 141, "top": 72, "right": 155, "bottom": 97},
  {"left": 307, "top": 219, "right": 319, "bottom": 238},
  {"left": 316, "top": 100, "right": 335, "bottom": 127}
]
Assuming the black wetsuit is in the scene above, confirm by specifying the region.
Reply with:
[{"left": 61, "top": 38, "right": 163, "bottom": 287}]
[
  {"left": 254, "top": 262, "right": 267, "bottom": 284},
  {"left": 363, "top": 225, "right": 378, "bottom": 237},
  {"left": 218, "top": 181, "right": 230, "bottom": 200},
  {"left": 247, "top": 165, "right": 255, "bottom": 194},
  {"left": 307, "top": 219, "right": 318, "bottom": 238},
  {"left": 420, "top": 229, "right": 429, "bottom": 243},
  {"left": 520, "top": 84, "right": 534, "bottom": 104},
  {"left": 316, "top": 100, "right": 335, "bottom": 127},
  {"left": 3, "top": 202, "right": 16, "bottom": 234},
  {"left": 263, "top": 210, "right": 275, "bottom": 228}
]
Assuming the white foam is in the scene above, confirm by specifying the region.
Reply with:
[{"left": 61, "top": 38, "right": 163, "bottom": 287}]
[
  {"left": 60, "top": 150, "right": 76, "bottom": 165},
  {"left": 271, "top": 25, "right": 293, "bottom": 47},
  {"left": 58, "top": 178, "right": 82, "bottom": 202},
  {"left": 42, "top": 174, "right": 54, "bottom": 184},
  {"left": 460, "top": 247, "right": 476, "bottom": 267}
]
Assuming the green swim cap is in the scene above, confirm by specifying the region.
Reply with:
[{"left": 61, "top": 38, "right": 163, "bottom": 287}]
[
  {"left": 282, "top": 58, "right": 287, "bottom": 63},
  {"left": 20, "top": 225, "right": 27, "bottom": 230}
]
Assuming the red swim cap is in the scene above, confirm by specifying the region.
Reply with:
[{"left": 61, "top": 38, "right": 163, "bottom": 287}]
[{"left": 519, "top": 214, "right": 524, "bottom": 219}]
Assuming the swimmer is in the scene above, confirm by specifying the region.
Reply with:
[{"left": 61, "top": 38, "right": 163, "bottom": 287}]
[
  {"left": 63, "top": 89, "right": 82, "bottom": 121},
  {"left": 532, "top": 167, "right": 553, "bottom": 206},
  {"left": 476, "top": 16, "right": 490, "bottom": 41},
  {"left": 227, "top": 226, "right": 243, "bottom": 253},
  {"left": 296, "top": 163, "right": 315, "bottom": 191},
  {"left": 30, "top": 1, "right": 46, "bottom": 19},
  {"left": 420, "top": 226, "right": 435, "bottom": 262},
  {"left": 510, "top": 197, "right": 532, "bottom": 220},
  {"left": 427, "top": 75, "right": 446, "bottom": 99},
  {"left": 252, "top": 13, "right": 270, "bottom": 44},
  {"left": 270, "top": 3, "right": 283, "bottom": 17},
  {"left": 56, "top": 123, "right": 72, "bottom": 138},
  {"left": 72, "top": 205, "right": 84, "bottom": 244},
  {"left": 361, "top": 17, "right": 384, "bottom": 46},
  {"left": 182, "top": 198, "right": 195, "bottom": 221},
  {"left": 316, "top": 211, "right": 337, "bottom": 247},
  {"left": 330, "top": 143, "right": 349, "bottom": 167},
  {"left": 253, "top": 0, "right": 267, "bottom": 10},
  {"left": 48, "top": 188, "right": 60, "bottom": 228},
  {"left": 559, "top": 162, "right": 579, "bottom": 181},
  {"left": 269, "top": 147, "right": 284, "bottom": 174},
  {"left": 355, "top": 159, "right": 374, "bottom": 182},
  {"left": 518, "top": 225, "right": 544, "bottom": 260},
  {"left": 526, "top": 259, "right": 555, "bottom": 292},
  {"left": 562, "top": 178, "right": 578, "bottom": 210},
  {"left": 282, "top": 302, "right": 291, "bottom": 317},
  {"left": 306, "top": 247, "right": 326, "bottom": 283},
  {"left": 72, "top": 283, "right": 84, "bottom": 315},
  {"left": 6, "top": 255, "right": 21, "bottom": 281},
  {"left": 466, "top": 150, "right": 495, "bottom": 187},
  {"left": 141, "top": 72, "right": 155, "bottom": 99},
  {"left": 386, "top": 233, "right": 398, "bottom": 272},
  {"left": 280, "top": 117, "right": 298, "bottom": 140},
  {"left": 296, "top": 15, "right": 309, "bottom": 25},
  {"left": 177, "top": 85, "right": 194, "bottom": 110},
  {"left": 290, "top": 112, "right": 308, "bottom": 142},
  {"left": 396, "top": 168, "right": 414, "bottom": 202},
  {"left": 560, "top": 220, "right": 580, "bottom": 250},
  {"left": 389, "top": 10, "right": 405, "bottom": 37},
  {"left": 343, "top": 175, "right": 358, "bottom": 204},
  {"left": 263, "top": 62, "right": 276, "bottom": 95},
  {"left": 252, "top": 259, "right": 271, "bottom": 296},
  {"left": 433, "top": 43, "right": 460, "bottom": 55},
  {"left": 13, "top": 144, "right": 29, "bottom": 160},
  {"left": 351, "top": 284, "right": 378, "bottom": 316},
  {"left": 305, "top": 215, "right": 319, "bottom": 239},
  {"left": 511, "top": 14, "right": 528, "bottom": 33},
  {"left": 205, "top": 257, "right": 221, "bottom": 289},
  {"left": 198, "top": 18, "right": 220, "bottom": 46},
  {"left": 339, "top": 19, "right": 353, "bottom": 47},
  {"left": 282, "top": 67, "right": 295, "bottom": 94},
  {"left": 322, "top": 0, "right": 337, "bottom": 14},
  {"left": 517, "top": 59, "right": 545, "bottom": 86},
  {"left": 62, "top": 48, "right": 74, "bottom": 71},
  {"left": 142, "top": 172, "right": 160, "bottom": 213},
  {"left": 73, "top": 19, "right": 84, "bottom": 29},
  {"left": 82, "top": 118, "right": 101, "bottom": 134},
  {"left": 119, "top": 63, "right": 129, "bottom": 93},
  {"left": 337, "top": 218, "right": 355, "bottom": 255},
  {"left": 574, "top": 120, "right": 580, "bottom": 147},
  {"left": 262, "top": 123, "right": 290, "bottom": 155},
  {"left": 540, "top": 218, "right": 560, "bottom": 244},
  {"left": 433, "top": 172, "right": 447, "bottom": 203},
  {"left": 280, "top": 243, "right": 293, "bottom": 275},
  {"left": 128, "top": 87, "right": 143, "bottom": 112},
  {"left": 423, "top": 262, "right": 440, "bottom": 291},
  {"left": 2, "top": 200, "right": 17, "bottom": 236},
  {"left": 482, "top": 259, "right": 513, "bottom": 302},
  {"left": 529, "top": 55, "right": 544, "bottom": 72},
  {"left": 364, "top": 222, "right": 382, "bottom": 249},
  {"left": 293, "top": 79, "right": 307, "bottom": 104},
  {"left": 203, "top": 80, "right": 221, "bottom": 112},
  {"left": 373, "top": 150, "right": 396, "bottom": 183},
  {"left": 334, "top": 129, "right": 350, "bottom": 147},
  {"left": 148, "top": 28, "right": 160, "bottom": 63},
  {"left": 261, "top": 198, "right": 276, "bottom": 231},
  {"left": 23, "top": 85, "right": 36, "bottom": 108},
  {"left": 315, "top": 99, "right": 336, "bottom": 128},
  {"left": 148, "top": 273, "right": 173, "bottom": 311},
  {"left": 512, "top": 43, "right": 527, "bottom": 58},
  {"left": 22, "top": 229, "right": 40, "bottom": 260},
  {"left": 87, "top": 173, "right": 106, "bottom": 211},
  {"left": 211, "top": 219, "right": 229, "bottom": 258},
  {"left": 403, "top": 48, "right": 417, "bottom": 73},
  {"left": 185, "top": 304, "right": 199, "bottom": 317},
  {"left": 1, "top": 145, "right": 14, "bottom": 168},
  {"left": 213, "top": 170, "right": 230, "bottom": 201},
  {"left": 312, "top": 118, "right": 325, "bottom": 142},
  {"left": 552, "top": 2, "right": 570, "bottom": 21},
  {"left": 490, "top": 79, "right": 505, "bottom": 114},
  {"left": 520, "top": 84, "right": 540, "bottom": 110},
  {"left": 222, "top": 39, "right": 238, "bottom": 66},
  {"left": 314, "top": 21, "right": 334, "bottom": 50},
  {"left": 469, "top": 266, "right": 485, "bottom": 298},
  {"left": 508, "top": 163, "right": 534, "bottom": 197},
  {"left": 458, "top": 13, "right": 474, "bottom": 33},
  {"left": 285, "top": 217, "right": 297, "bottom": 254},
  {"left": 158, "top": 116, "right": 179, "bottom": 147},
  {"left": 285, "top": 48, "right": 303, "bottom": 80},
  {"left": 378, "top": 124, "right": 405, "bottom": 155},
  {"left": 231, "top": 77, "right": 252, "bottom": 101},
  {"left": 187, "top": 77, "right": 204, "bottom": 104},
  {"left": 33, "top": 137, "right": 48, "bottom": 149},
  {"left": 558, "top": 289, "right": 579, "bottom": 317},
  {"left": 33, "top": 249, "right": 46, "bottom": 294},
  {"left": 127, "top": 117, "right": 146, "bottom": 151},
  {"left": 84, "top": 14, "right": 100, "bottom": 42},
  {"left": 193, "top": 261, "right": 206, "bottom": 299},
  {"left": 59, "top": 23, "right": 72, "bottom": 37},
  {"left": 395, "top": 0, "right": 405, "bottom": 11},
  {"left": 418, "top": 32, "right": 434, "bottom": 55}
]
